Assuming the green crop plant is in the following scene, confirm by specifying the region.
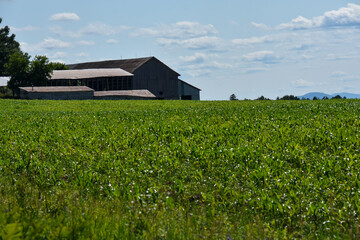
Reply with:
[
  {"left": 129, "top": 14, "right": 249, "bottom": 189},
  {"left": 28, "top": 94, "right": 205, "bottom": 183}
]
[{"left": 0, "top": 99, "right": 360, "bottom": 239}]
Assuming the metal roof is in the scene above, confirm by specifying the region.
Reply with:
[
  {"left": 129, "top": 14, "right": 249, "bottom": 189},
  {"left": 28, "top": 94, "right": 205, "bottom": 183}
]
[
  {"left": 51, "top": 68, "right": 133, "bottom": 80},
  {"left": 68, "top": 56, "right": 180, "bottom": 76},
  {"left": 94, "top": 90, "right": 156, "bottom": 98},
  {"left": 179, "top": 79, "right": 201, "bottom": 91},
  {"left": 20, "top": 86, "right": 94, "bottom": 93}
]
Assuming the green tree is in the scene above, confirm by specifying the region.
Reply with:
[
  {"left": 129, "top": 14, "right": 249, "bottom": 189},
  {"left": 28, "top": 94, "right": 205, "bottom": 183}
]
[
  {"left": 6, "top": 53, "right": 55, "bottom": 96},
  {"left": 5, "top": 52, "right": 30, "bottom": 96},
  {"left": 0, "top": 18, "right": 21, "bottom": 76},
  {"left": 50, "top": 62, "right": 69, "bottom": 70},
  {"left": 277, "top": 95, "right": 300, "bottom": 100},
  {"left": 256, "top": 95, "right": 270, "bottom": 100},
  {"left": 230, "top": 94, "right": 238, "bottom": 101},
  {"left": 29, "top": 55, "right": 52, "bottom": 86},
  {"left": 331, "top": 95, "right": 342, "bottom": 99}
]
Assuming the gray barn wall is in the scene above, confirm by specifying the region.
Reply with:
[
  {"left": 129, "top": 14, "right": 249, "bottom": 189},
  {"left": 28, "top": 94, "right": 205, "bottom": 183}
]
[
  {"left": 133, "top": 58, "right": 179, "bottom": 99},
  {"left": 178, "top": 81, "right": 200, "bottom": 100},
  {"left": 20, "top": 90, "right": 94, "bottom": 100}
]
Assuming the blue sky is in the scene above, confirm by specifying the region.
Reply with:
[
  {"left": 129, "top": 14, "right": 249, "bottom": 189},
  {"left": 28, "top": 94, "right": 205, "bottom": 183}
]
[{"left": 1, "top": 0, "right": 360, "bottom": 100}]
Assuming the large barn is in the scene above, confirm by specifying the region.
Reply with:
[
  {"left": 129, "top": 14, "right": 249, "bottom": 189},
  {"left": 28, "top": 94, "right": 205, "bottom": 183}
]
[{"left": 64, "top": 56, "right": 201, "bottom": 100}]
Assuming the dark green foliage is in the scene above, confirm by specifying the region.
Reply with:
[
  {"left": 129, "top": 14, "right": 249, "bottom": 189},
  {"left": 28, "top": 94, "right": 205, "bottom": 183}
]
[
  {"left": 332, "top": 95, "right": 342, "bottom": 99},
  {"left": 256, "top": 95, "right": 270, "bottom": 100},
  {"left": 5, "top": 54, "right": 54, "bottom": 95},
  {"left": 49, "top": 62, "right": 70, "bottom": 70},
  {"left": 229, "top": 94, "right": 238, "bottom": 100},
  {"left": 277, "top": 95, "right": 300, "bottom": 100},
  {"left": 0, "top": 99, "right": 360, "bottom": 239},
  {"left": 5, "top": 52, "right": 30, "bottom": 95},
  {"left": 0, "top": 18, "right": 21, "bottom": 76},
  {"left": 28, "top": 55, "right": 52, "bottom": 86}
]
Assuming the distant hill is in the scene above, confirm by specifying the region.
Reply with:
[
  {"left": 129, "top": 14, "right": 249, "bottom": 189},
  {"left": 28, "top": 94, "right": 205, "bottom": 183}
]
[{"left": 297, "top": 92, "right": 360, "bottom": 99}]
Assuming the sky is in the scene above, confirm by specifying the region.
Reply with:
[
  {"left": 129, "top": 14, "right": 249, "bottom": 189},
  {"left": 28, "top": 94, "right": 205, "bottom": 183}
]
[{"left": 1, "top": 0, "right": 360, "bottom": 100}]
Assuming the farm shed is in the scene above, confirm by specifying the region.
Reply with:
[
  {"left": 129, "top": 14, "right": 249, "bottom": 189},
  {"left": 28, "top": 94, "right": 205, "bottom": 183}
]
[
  {"left": 94, "top": 89, "right": 156, "bottom": 100},
  {"left": 19, "top": 86, "right": 94, "bottom": 100},
  {"left": 68, "top": 57, "right": 201, "bottom": 100},
  {"left": 178, "top": 79, "right": 201, "bottom": 100},
  {"left": 50, "top": 68, "right": 133, "bottom": 91}
]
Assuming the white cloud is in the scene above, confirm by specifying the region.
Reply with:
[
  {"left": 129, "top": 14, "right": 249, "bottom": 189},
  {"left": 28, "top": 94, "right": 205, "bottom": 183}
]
[
  {"left": 278, "top": 3, "right": 360, "bottom": 30},
  {"left": 77, "top": 40, "right": 95, "bottom": 46},
  {"left": 50, "top": 13, "right": 80, "bottom": 21},
  {"left": 301, "top": 54, "right": 314, "bottom": 60},
  {"left": 76, "top": 52, "right": 89, "bottom": 57},
  {"left": 245, "top": 68, "right": 268, "bottom": 74},
  {"left": 50, "top": 23, "right": 130, "bottom": 38},
  {"left": 40, "top": 38, "right": 72, "bottom": 50},
  {"left": 291, "top": 79, "right": 315, "bottom": 88},
  {"left": 50, "top": 52, "right": 67, "bottom": 58},
  {"left": 292, "top": 44, "right": 312, "bottom": 51},
  {"left": 133, "top": 21, "right": 217, "bottom": 39},
  {"left": 76, "top": 52, "right": 90, "bottom": 57},
  {"left": 19, "top": 42, "right": 30, "bottom": 52},
  {"left": 326, "top": 53, "right": 359, "bottom": 61},
  {"left": 80, "top": 22, "right": 128, "bottom": 36},
  {"left": 179, "top": 53, "right": 221, "bottom": 65},
  {"left": 330, "top": 71, "right": 360, "bottom": 82},
  {"left": 180, "top": 61, "right": 233, "bottom": 77},
  {"left": 50, "top": 26, "right": 81, "bottom": 38},
  {"left": 232, "top": 36, "right": 272, "bottom": 46},
  {"left": 243, "top": 51, "right": 281, "bottom": 64},
  {"left": 251, "top": 22, "right": 270, "bottom": 30},
  {"left": 178, "top": 53, "right": 233, "bottom": 77},
  {"left": 278, "top": 16, "right": 315, "bottom": 30},
  {"left": 179, "top": 53, "right": 207, "bottom": 64},
  {"left": 158, "top": 36, "right": 222, "bottom": 50},
  {"left": 331, "top": 71, "right": 348, "bottom": 78},
  {"left": 21, "top": 38, "right": 72, "bottom": 53},
  {"left": 11, "top": 26, "right": 38, "bottom": 32},
  {"left": 106, "top": 39, "right": 119, "bottom": 44}
]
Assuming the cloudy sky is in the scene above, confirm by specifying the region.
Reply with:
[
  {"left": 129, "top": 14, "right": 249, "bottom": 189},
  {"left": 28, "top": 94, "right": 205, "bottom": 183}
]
[{"left": 1, "top": 0, "right": 360, "bottom": 100}]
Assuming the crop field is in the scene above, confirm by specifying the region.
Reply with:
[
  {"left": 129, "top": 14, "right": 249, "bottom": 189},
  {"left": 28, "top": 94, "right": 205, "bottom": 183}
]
[{"left": 1, "top": 99, "right": 360, "bottom": 239}]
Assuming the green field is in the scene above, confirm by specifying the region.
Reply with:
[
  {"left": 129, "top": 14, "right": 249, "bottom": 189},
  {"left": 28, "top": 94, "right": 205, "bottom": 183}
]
[{"left": 1, "top": 99, "right": 360, "bottom": 239}]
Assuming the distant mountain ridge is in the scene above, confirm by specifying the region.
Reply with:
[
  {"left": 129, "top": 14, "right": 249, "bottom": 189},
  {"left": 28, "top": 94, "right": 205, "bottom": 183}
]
[{"left": 297, "top": 92, "right": 360, "bottom": 99}]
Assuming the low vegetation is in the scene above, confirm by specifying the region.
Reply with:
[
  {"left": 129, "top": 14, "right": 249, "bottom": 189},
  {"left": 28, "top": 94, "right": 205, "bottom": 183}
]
[{"left": 1, "top": 99, "right": 360, "bottom": 239}]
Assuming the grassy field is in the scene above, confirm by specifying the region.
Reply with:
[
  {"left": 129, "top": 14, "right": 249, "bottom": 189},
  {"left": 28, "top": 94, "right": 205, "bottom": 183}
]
[{"left": 1, "top": 99, "right": 360, "bottom": 239}]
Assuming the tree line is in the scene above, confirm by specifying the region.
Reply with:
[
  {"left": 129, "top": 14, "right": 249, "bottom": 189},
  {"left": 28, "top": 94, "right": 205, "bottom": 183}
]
[
  {"left": 0, "top": 18, "right": 68, "bottom": 96},
  {"left": 230, "top": 94, "right": 347, "bottom": 101}
]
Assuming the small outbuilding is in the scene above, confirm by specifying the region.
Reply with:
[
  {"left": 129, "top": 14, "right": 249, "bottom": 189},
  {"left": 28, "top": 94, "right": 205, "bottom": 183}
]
[
  {"left": 19, "top": 86, "right": 94, "bottom": 100},
  {"left": 178, "top": 79, "right": 201, "bottom": 100}
]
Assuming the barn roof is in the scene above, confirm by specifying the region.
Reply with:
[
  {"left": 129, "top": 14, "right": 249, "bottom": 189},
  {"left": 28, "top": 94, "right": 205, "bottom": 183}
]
[
  {"left": 51, "top": 68, "right": 133, "bottom": 80},
  {"left": 94, "top": 89, "right": 156, "bottom": 98},
  {"left": 20, "top": 86, "right": 94, "bottom": 93},
  {"left": 179, "top": 79, "right": 201, "bottom": 91},
  {"left": 68, "top": 56, "right": 180, "bottom": 76}
]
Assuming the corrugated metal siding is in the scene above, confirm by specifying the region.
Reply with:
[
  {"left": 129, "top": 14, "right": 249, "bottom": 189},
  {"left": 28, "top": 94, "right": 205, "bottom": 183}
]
[
  {"left": 133, "top": 58, "right": 179, "bottom": 99},
  {"left": 178, "top": 80, "right": 200, "bottom": 100}
]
